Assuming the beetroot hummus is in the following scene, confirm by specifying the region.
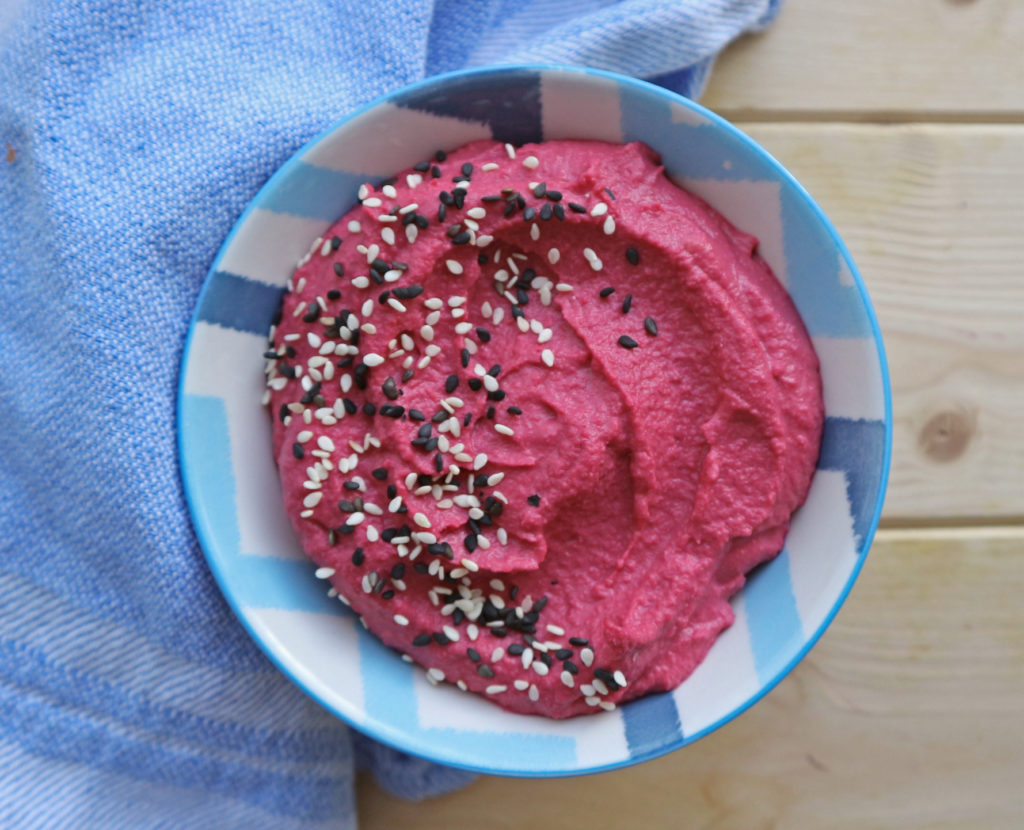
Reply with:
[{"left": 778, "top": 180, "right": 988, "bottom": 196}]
[{"left": 263, "top": 140, "right": 823, "bottom": 718}]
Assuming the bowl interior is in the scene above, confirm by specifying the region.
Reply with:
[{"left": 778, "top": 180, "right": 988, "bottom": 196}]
[{"left": 178, "top": 65, "right": 890, "bottom": 776}]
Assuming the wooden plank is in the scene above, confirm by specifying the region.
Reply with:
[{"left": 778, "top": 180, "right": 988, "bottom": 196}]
[
  {"left": 702, "top": 0, "right": 1024, "bottom": 119},
  {"left": 357, "top": 531, "right": 1024, "bottom": 829},
  {"left": 738, "top": 122, "right": 1024, "bottom": 521}
]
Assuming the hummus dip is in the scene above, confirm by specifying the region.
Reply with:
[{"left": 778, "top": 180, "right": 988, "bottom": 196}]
[{"left": 264, "top": 140, "right": 823, "bottom": 718}]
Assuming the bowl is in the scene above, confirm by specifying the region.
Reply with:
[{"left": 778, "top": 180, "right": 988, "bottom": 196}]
[{"left": 178, "top": 64, "right": 891, "bottom": 776}]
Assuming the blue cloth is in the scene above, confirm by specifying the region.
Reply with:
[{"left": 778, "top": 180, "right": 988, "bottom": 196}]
[{"left": 0, "top": 0, "right": 781, "bottom": 826}]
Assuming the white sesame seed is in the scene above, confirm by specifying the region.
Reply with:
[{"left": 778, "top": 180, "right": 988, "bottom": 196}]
[
  {"left": 541, "top": 349, "right": 554, "bottom": 368},
  {"left": 297, "top": 430, "right": 313, "bottom": 443},
  {"left": 581, "top": 647, "right": 594, "bottom": 667},
  {"left": 513, "top": 680, "right": 529, "bottom": 691},
  {"left": 482, "top": 374, "right": 499, "bottom": 392},
  {"left": 581, "top": 683, "right": 595, "bottom": 696},
  {"left": 427, "top": 667, "right": 445, "bottom": 682},
  {"left": 485, "top": 685, "right": 507, "bottom": 695},
  {"left": 383, "top": 269, "right": 402, "bottom": 283},
  {"left": 420, "top": 324, "right": 434, "bottom": 342},
  {"left": 382, "top": 184, "right": 397, "bottom": 199},
  {"left": 345, "top": 511, "right": 365, "bottom": 526},
  {"left": 387, "top": 298, "right": 407, "bottom": 312},
  {"left": 481, "top": 162, "right": 500, "bottom": 172},
  {"left": 491, "top": 647, "right": 504, "bottom": 662},
  {"left": 476, "top": 534, "right": 491, "bottom": 550},
  {"left": 425, "top": 344, "right": 441, "bottom": 357},
  {"left": 545, "top": 624, "right": 565, "bottom": 636},
  {"left": 613, "top": 670, "right": 627, "bottom": 687},
  {"left": 589, "top": 257, "right": 603, "bottom": 271},
  {"left": 486, "top": 472, "right": 505, "bottom": 486},
  {"left": 476, "top": 234, "right": 494, "bottom": 247},
  {"left": 454, "top": 321, "right": 473, "bottom": 335},
  {"left": 393, "top": 614, "right": 409, "bottom": 626},
  {"left": 528, "top": 684, "right": 540, "bottom": 702},
  {"left": 494, "top": 423, "right": 514, "bottom": 437},
  {"left": 603, "top": 216, "right": 616, "bottom": 235},
  {"left": 560, "top": 671, "right": 575, "bottom": 688},
  {"left": 497, "top": 528, "right": 508, "bottom": 545},
  {"left": 399, "top": 202, "right": 419, "bottom": 214},
  {"left": 381, "top": 227, "right": 395, "bottom": 245},
  {"left": 460, "top": 558, "right": 479, "bottom": 572},
  {"left": 504, "top": 143, "right": 516, "bottom": 159},
  {"left": 388, "top": 497, "right": 402, "bottom": 513},
  {"left": 406, "top": 173, "right": 422, "bottom": 189},
  {"left": 449, "top": 568, "right": 467, "bottom": 579},
  {"left": 538, "top": 328, "right": 553, "bottom": 344},
  {"left": 467, "top": 624, "right": 479, "bottom": 641},
  {"left": 352, "top": 276, "right": 370, "bottom": 289},
  {"left": 443, "top": 625, "right": 460, "bottom": 642},
  {"left": 446, "top": 259, "right": 463, "bottom": 275},
  {"left": 522, "top": 155, "right": 539, "bottom": 169},
  {"left": 547, "top": 247, "right": 560, "bottom": 264},
  {"left": 592, "top": 678, "right": 609, "bottom": 696},
  {"left": 521, "top": 648, "right": 534, "bottom": 669},
  {"left": 585, "top": 696, "right": 600, "bottom": 707},
  {"left": 358, "top": 184, "right": 369, "bottom": 200},
  {"left": 516, "top": 316, "right": 530, "bottom": 333},
  {"left": 362, "top": 197, "right": 382, "bottom": 208},
  {"left": 599, "top": 701, "right": 616, "bottom": 711},
  {"left": 366, "top": 525, "right": 379, "bottom": 542},
  {"left": 348, "top": 220, "right": 361, "bottom": 233},
  {"left": 424, "top": 297, "right": 443, "bottom": 310},
  {"left": 494, "top": 268, "right": 509, "bottom": 282},
  {"left": 316, "top": 436, "right": 335, "bottom": 452},
  {"left": 529, "top": 223, "right": 540, "bottom": 241},
  {"left": 555, "top": 283, "right": 573, "bottom": 292},
  {"left": 473, "top": 453, "right": 487, "bottom": 470},
  {"left": 591, "top": 202, "right": 608, "bottom": 217},
  {"left": 467, "top": 207, "right": 487, "bottom": 220},
  {"left": 405, "top": 224, "right": 418, "bottom": 243},
  {"left": 314, "top": 567, "right": 335, "bottom": 579}
]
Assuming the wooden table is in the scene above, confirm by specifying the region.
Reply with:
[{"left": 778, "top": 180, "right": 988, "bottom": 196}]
[{"left": 359, "top": 2, "right": 1024, "bottom": 826}]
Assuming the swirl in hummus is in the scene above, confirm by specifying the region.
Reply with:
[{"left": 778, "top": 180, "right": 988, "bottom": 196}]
[{"left": 263, "top": 139, "right": 823, "bottom": 718}]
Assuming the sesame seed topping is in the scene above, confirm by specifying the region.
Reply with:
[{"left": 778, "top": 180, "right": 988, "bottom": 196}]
[
  {"left": 314, "top": 567, "right": 335, "bottom": 579},
  {"left": 618, "top": 335, "right": 638, "bottom": 349},
  {"left": 362, "top": 353, "right": 385, "bottom": 367},
  {"left": 541, "top": 349, "right": 554, "bottom": 368},
  {"left": 590, "top": 202, "right": 608, "bottom": 217},
  {"left": 485, "top": 684, "right": 507, "bottom": 695},
  {"left": 603, "top": 216, "right": 615, "bottom": 235},
  {"left": 494, "top": 423, "right": 514, "bottom": 437},
  {"left": 522, "top": 155, "right": 539, "bottom": 169},
  {"left": 446, "top": 259, "right": 463, "bottom": 275},
  {"left": 393, "top": 614, "right": 409, "bottom": 626},
  {"left": 581, "top": 647, "right": 594, "bottom": 667}
]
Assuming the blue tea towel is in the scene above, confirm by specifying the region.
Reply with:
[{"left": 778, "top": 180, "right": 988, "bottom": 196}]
[{"left": 0, "top": 1, "right": 781, "bottom": 827}]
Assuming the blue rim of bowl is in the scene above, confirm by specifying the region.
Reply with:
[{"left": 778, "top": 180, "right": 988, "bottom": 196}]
[{"left": 177, "top": 63, "right": 893, "bottom": 778}]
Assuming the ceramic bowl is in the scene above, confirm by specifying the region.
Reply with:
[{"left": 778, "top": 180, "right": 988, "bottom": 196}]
[{"left": 178, "top": 64, "right": 891, "bottom": 776}]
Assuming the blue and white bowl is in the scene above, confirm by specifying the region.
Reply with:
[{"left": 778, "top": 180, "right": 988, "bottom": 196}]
[{"left": 178, "top": 65, "right": 891, "bottom": 776}]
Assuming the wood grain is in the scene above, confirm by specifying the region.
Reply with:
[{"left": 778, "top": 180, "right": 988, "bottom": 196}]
[
  {"left": 702, "top": 0, "right": 1024, "bottom": 119},
  {"left": 357, "top": 531, "right": 1024, "bottom": 830},
  {"left": 737, "top": 122, "right": 1024, "bottom": 521}
]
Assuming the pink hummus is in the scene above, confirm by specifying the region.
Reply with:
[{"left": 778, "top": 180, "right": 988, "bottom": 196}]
[{"left": 264, "top": 140, "right": 823, "bottom": 718}]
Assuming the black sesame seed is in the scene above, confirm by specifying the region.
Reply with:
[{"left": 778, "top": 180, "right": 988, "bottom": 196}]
[
  {"left": 327, "top": 528, "right": 338, "bottom": 546},
  {"left": 435, "top": 149, "right": 447, "bottom": 162},
  {"left": 553, "top": 204, "right": 565, "bottom": 220},
  {"left": 503, "top": 201, "right": 516, "bottom": 218},
  {"left": 604, "top": 187, "right": 617, "bottom": 200},
  {"left": 338, "top": 500, "right": 355, "bottom": 513},
  {"left": 409, "top": 408, "right": 426, "bottom": 421},
  {"left": 625, "top": 247, "right": 640, "bottom": 265},
  {"left": 508, "top": 406, "right": 522, "bottom": 415},
  {"left": 453, "top": 190, "right": 466, "bottom": 210},
  {"left": 563, "top": 660, "right": 579, "bottom": 674},
  {"left": 412, "top": 633, "right": 431, "bottom": 647},
  {"left": 415, "top": 213, "right": 430, "bottom": 229},
  {"left": 461, "top": 162, "right": 473, "bottom": 176},
  {"left": 417, "top": 423, "right": 432, "bottom": 439},
  {"left": 362, "top": 402, "right": 377, "bottom": 416},
  {"left": 432, "top": 631, "right": 450, "bottom": 646},
  {"left": 413, "top": 562, "right": 429, "bottom": 574},
  {"left": 523, "top": 207, "right": 536, "bottom": 221},
  {"left": 371, "top": 467, "right": 388, "bottom": 481},
  {"left": 431, "top": 410, "right": 447, "bottom": 423},
  {"left": 333, "top": 262, "right": 346, "bottom": 277},
  {"left": 527, "top": 494, "right": 541, "bottom": 507},
  {"left": 343, "top": 481, "right": 360, "bottom": 491},
  {"left": 532, "top": 182, "right": 546, "bottom": 197},
  {"left": 382, "top": 377, "right": 399, "bottom": 400},
  {"left": 467, "top": 377, "right": 483, "bottom": 392},
  {"left": 437, "top": 203, "right": 447, "bottom": 222},
  {"left": 618, "top": 335, "right": 638, "bottom": 349},
  {"left": 539, "top": 203, "right": 553, "bottom": 220},
  {"left": 452, "top": 231, "right": 472, "bottom": 245},
  {"left": 568, "top": 201, "right": 587, "bottom": 213},
  {"left": 424, "top": 437, "right": 439, "bottom": 452},
  {"left": 490, "top": 628, "right": 508, "bottom": 638},
  {"left": 381, "top": 405, "right": 404, "bottom": 419},
  {"left": 431, "top": 165, "right": 441, "bottom": 178},
  {"left": 392, "top": 285, "right": 424, "bottom": 300},
  {"left": 644, "top": 316, "right": 658, "bottom": 336},
  {"left": 326, "top": 289, "right": 342, "bottom": 301},
  {"left": 278, "top": 404, "right": 290, "bottom": 423},
  {"left": 434, "top": 453, "right": 443, "bottom": 472},
  {"left": 464, "top": 534, "right": 478, "bottom": 553},
  {"left": 555, "top": 648, "right": 573, "bottom": 660},
  {"left": 474, "top": 474, "right": 489, "bottom": 487},
  {"left": 381, "top": 590, "right": 395, "bottom": 600},
  {"left": 302, "top": 305, "right": 321, "bottom": 323},
  {"left": 351, "top": 547, "right": 364, "bottom": 565},
  {"left": 516, "top": 288, "right": 529, "bottom": 305},
  {"left": 439, "top": 190, "right": 454, "bottom": 206},
  {"left": 533, "top": 596, "right": 549, "bottom": 613},
  {"left": 445, "top": 374, "right": 459, "bottom": 394},
  {"left": 507, "top": 643, "right": 525, "bottom": 656},
  {"left": 622, "top": 294, "right": 633, "bottom": 314},
  {"left": 476, "top": 327, "right": 491, "bottom": 343},
  {"left": 413, "top": 160, "right": 431, "bottom": 173},
  {"left": 291, "top": 442, "right": 304, "bottom": 459},
  {"left": 487, "top": 389, "right": 506, "bottom": 402},
  {"left": 338, "top": 524, "right": 355, "bottom": 535},
  {"left": 476, "top": 664, "right": 495, "bottom": 678},
  {"left": 463, "top": 411, "right": 472, "bottom": 428},
  {"left": 466, "top": 648, "right": 481, "bottom": 663},
  {"left": 486, "top": 405, "right": 495, "bottom": 420},
  {"left": 599, "top": 286, "right": 615, "bottom": 298}
]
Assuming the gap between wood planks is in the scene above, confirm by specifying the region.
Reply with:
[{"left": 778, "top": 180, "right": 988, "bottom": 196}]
[
  {"left": 714, "top": 109, "right": 1024, "bottom": 125},
  {"left": 876, "top": 520, "right": 1024, "bottom": 540}
]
